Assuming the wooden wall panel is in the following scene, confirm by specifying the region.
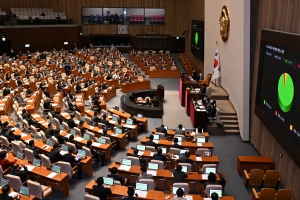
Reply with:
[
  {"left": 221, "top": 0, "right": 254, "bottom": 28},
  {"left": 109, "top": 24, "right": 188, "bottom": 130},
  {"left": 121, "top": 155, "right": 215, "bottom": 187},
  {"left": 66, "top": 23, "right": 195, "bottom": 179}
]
[{"left": 250, "top": 0, "right": 300, "bottom": 199}]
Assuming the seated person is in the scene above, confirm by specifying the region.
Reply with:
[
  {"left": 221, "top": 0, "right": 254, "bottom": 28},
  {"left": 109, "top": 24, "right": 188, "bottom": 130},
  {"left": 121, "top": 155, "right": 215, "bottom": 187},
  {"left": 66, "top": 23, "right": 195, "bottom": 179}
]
[
  {"left": 86, "top": 140, "right": 106, "bottom": 166},
  {"left": 53, "top": 110, "right": 64, "bottom": 124},
  {"left": 171, "top": 137, "right": 182, "bottom": 149},
  {"left": 171, "top": 187, "right": 187, "bottom": 200},
  {"left": 144, "top": 134, "right": 157, "bottom": 148},
  {"left": 173, "top": 165, "right": 188, "bottom": 183},
  {"left": 179, "top": 151, "right": 194, "bottom": 165},
  {"left": 122, "top": 187, "right": 138, "bottom": 200},
  {"left": 0, "top": 184, "right": 20, "bottom": 200},
  {"left": 155, "top": 124, "right": 167, "bottom": 137},
  {"left": 9, "top": 163, "right": 28, "bottom": 183},
  {"left": 136, "top": 165, "right": 153, "bottom": 182},
  {"left": 67, "top": 113, "right": 77, "bottom": 129},
  {"left": 49, "top": 143, "right": 63, "bottom": 163},
  {"left": 107, "top": 167, "right": 125, "bottom": 185},
  {"left": 75, "top": 83, "right": 82, "bottom": 93},
  {"left": 129, "top": 92, "right": 136, "bottom": 103},
  {"left": 2, "top": 129, "right": 15, "bottom": 143},
  {"left": 211, "top": 192, "right": 219, "bottom": 200},
  {"left": 100, "top": 115, "right": 110, "bottom": 126},
  {"left": 63, "top": 146, "right": 83, "bottom": 180},
  {"left": 14, "top": 135, "right": 26, "bottom": 149},
  {"left": 207, "top": 102, "right": 217, "bottom": 119},
  {"left": 0, "top": 151, "right": 16, "bottom": 171},
  {"left": 153, "top": 147, "right": 166, "bottom": 161},
  {"left": 92, "top": 177, "right": 112, "bottom": 200},
  {"left": 26, "top": 140, "right": 40, "bottom": 159},
  {"left": 175, "top": 124, "right": 185, "bottom": 135},
  {"left": 204, "top": 172, "right": 218, "bottom": 188}
]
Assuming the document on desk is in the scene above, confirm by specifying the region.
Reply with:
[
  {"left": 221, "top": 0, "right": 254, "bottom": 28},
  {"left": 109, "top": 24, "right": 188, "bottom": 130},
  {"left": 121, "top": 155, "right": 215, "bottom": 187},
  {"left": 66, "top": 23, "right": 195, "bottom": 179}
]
[
  {"left": 74, "top": 120, "right": 79, "bottom": 124},
  {"left": 135, "top": 190, "right": 148, "bottom": 198},
  {"left": 47, "top": 172, "right": 58, "bottom": 178},
  {"left": 75, "top": 154, "right": 82, "bottom": 161},
  {"left": 138, "top": 151, "right": 144, "bottom": 156},
  {"left": 98, "top": 129, "right": 103, "bottom": 133},
  {"left": 32, "top": 114, "right": 40, "bottom": 118},
  {"left": 61, "top": 112, "right": 69, "bottom": 116},
  {"left": 21, "top": 133, "right": 27, "bottom": 137},
  {"left": 64, "top": 134, "right": 71, "bottom": 139},
  {"left": 201, "top": 174, "right": 208, "bottom": 180},
  {"left": 8, "top": 191, "right": 18, "bottom": 198},
  {"left": 185, "top": 196, "right": 194, "bottom": 200},
  {"left": 153, "top": 140, "right": 159, "bottom": 144},
  {"left": 197, "top": 143, "right": 203, "bottom": 146},
  {"left": 74, "top": 137, "right": 83, "bottom": 142},
  {"left": 118, "top": 165, "right": 131, "bottom": 171},
  {"left": 24, "top": 139, "right": 31, "bottom": 144},
  {"left": 150, "top": 152, "right": 155, "bottom": 156},
  {"left": 109, "top": 120, "right": 116, "bottom": 124},
  {"left": 147, "top": 170, "right": 157, "bottom": 176},
  {"left": 26, "top": 165, "right": 36, "bottom": 171},
  {"left": 92, "top": 142, "right": 101, "bottom": 147},
  {"left": 196, "top": 157, "right": 202, "bottom": 161},
  {"left": 204, "top": 198, "right": 212, "bottom": 200},
  {"left": 60, "top": 150, "right": 68, "bottom": 156}
]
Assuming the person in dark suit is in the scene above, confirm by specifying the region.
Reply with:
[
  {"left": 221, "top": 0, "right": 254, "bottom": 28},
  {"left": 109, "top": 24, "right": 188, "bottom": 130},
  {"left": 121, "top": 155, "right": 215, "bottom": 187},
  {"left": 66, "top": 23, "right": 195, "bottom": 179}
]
[
  {"left": 192, "top": 69, "right": 200, "bottom": 81},
  {"left": 153, "top": 147, "right": 166, "bottom": 161},
  {"left": 144, "top": 134, "right": 157, "bottom": 148},
  {"left": 68, "top": 90, "right": 74, "bottom": 101},
  {"left": 122, "top": 187, "right": 138, "bottom": 200},
  {"left": 3, "top": 85, "right": 11, "bottom": 96},
  {"left": 9, "top": 163, "right": 29, "bottom": 183},
  {"left": 175, "top": 124, "right": 185, "bottom": 136},
  {"left": 129, "top": 92, "right": 136, "bottom": 103},
  {"left": 67, "top": 98, "right": 77, "bottom": 111},
  {"left": 201, "top": 84, "right": 207, "bottom": 94},
  {"left": 100, "top": 115, "right": 110, "bottom": 126},
  {"left": 129, "top": 112, "right": 138, "bottom": 125},
  {"left": 46, "top": 123, "right": 56, "bottom": 138},
  {"left": 179, "top": 151, "right": 194, "bottom": 165},
  {"left": 156, "top": 124, "right": 167, "bottom": 137},
  {"left": 67, "top": 113, "right": 77, "bottom": 129},
  {"left": 16, "top": 77, "right": 24, "bottom": 87},
  {"left": 107, "top": 167, "right": 125, "bottom": 185},
  {"left": 2, "top": 129, "right": 15, "bottom": 143},
  {"left": 26, "top": 140, "right": 40, "bottom": 159},
  {"left": 171, "top": 137, "right": 182, "bottom": 149},
  {"left": 92, "top": 177, "right": 112, "bottom": 200},
  {"left": 75, "top": 82, "right": 82, "bottom": 93},
  {"left": 204, "top": 172, "right": 218, "bottom": 188},
  {"left": 64, "top": 62, "right": 72, "bottom": 76},
  {"left": 86, "top": 140, "right": 107, "bottom": 166},
  {"left": 49, "top": 143, "right": 63, "bottom": 163},
  {"left": 0, "top": 185, "right": 20, "bottom": 200},
  {"left": 173, "top": 165, "right": 188, "bottom": 183},
  {"left": 53, "top": 111, "right": 64, "bottom": 124},
  {"left": 63, "top": 146, "right": 83, "bottom": 180},
  {"left": 207, "top": 103, "right": 217, "bottom": 118}
]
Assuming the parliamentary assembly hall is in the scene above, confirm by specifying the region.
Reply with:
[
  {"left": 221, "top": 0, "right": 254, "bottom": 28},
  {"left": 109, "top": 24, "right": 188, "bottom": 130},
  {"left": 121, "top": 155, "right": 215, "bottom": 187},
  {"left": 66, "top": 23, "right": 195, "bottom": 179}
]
[{"left": 0, "top": 0, "right": 299, "bottom": 200}]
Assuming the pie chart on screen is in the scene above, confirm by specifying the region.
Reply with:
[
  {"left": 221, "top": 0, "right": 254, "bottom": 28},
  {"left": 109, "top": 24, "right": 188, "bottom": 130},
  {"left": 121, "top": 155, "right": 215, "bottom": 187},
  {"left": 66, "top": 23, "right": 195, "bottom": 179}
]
[{"left": 278, "top": 73, "right": 294, "bottom": 112}]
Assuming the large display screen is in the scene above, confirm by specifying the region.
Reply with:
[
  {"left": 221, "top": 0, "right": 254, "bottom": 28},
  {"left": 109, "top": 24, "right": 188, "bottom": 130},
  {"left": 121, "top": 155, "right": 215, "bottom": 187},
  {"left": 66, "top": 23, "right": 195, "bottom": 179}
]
[
  {"left": 191, "top": 20, "right": 204, "bottom": 60},
  {"left": 255, "top": 30, "right": 300, "bottom": 167}
]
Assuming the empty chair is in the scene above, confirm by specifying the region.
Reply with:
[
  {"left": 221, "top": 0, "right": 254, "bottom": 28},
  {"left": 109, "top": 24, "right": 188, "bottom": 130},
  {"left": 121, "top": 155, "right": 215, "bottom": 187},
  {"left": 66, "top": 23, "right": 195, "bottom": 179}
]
[
  {"left": 150, "top": 160, "right": 165, "bottom": 169},
  {"left": 51, "top": 136, "right": 58, "bottom": 144},
  {"left": 263, "top": 170, "right": 280, "bottom": 188},
  {"left": 40, "top": 154, "right": 52, "bottom": 168},
  {"left": 244, "top": 169, "right": 264, "bottom": 187},
  {"left": 82, "top": 146, "right": 92, "bottom": 157},
  {"left": 84, "top": 194, "right": 100, "bottom": 200},
  {"left": 138, "top": 179, "right": 154, "bottom": 190},
  {"left": 146, "top": 146, "right": 155, "bottom": 152},
  {"left": 0, "top": 136, "right": 10, "bottom": 146},
  {"left": 24, "top": 148, "right": 34, "bottom": 163},
  {"left": 178, "top": 163, "right": 192, "bottom": 172},
  {"left": 205, "top": 184, "right": 222, "bottom": 197},
  {"left": 5, "top": 174, "right": 22, "bottom": 191},
  {"left": 169, "top": 148, "right": 180, "bottom": 155},
  {"left": 275, "top": 189, "right": 293, "bottom": 200},
  {"left": 57, "top": 161, "right": 78, "bottom": 178},
  {"left": 62, "top": 122, "right": 70, "bottom": 132},
  {"left": 27, "top": 180, "right": 52, "bottom": 199},
  {"left": 173, "top": 183, "right": 189, "bottom": 194},
  {"left": 126, "top": 156, "right": 140, "bottom": 166},
  {"left": 252, "top": 188, "right": 276, "bottom": 200}
]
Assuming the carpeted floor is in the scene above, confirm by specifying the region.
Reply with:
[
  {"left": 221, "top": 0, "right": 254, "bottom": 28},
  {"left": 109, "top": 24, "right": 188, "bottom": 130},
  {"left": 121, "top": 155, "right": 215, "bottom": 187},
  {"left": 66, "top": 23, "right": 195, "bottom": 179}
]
[{"left": 10, "top": 54, "right": 260, "bottom": 200}]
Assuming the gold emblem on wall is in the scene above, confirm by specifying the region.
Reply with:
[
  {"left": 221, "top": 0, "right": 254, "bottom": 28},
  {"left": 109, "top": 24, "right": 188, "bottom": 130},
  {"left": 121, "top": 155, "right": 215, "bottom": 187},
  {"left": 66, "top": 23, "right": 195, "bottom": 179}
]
[{"left": 219, "top": 5, "right": 230, "bottom": 42}]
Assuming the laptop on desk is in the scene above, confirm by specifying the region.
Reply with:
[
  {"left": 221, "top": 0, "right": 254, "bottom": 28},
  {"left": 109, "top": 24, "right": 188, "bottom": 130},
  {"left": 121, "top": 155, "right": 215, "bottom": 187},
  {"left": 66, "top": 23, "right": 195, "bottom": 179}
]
[
  {"left": 147, "top": 162, "right": 158, "bottom": 176},
  {"left": 181, "top": 165, "right": 188, "bottom": 173},
  {"left": 115, "top": 127, "right": 123, "bottom": 134},
  {"left": 103, "top": 177, "right": 114, "bottom": 186},
  {"left": 19, "top": 186, "right": 30, "bottom": 197},
  {"left": 135, "top": 182, "right": 148, "bottom": 198},
  {"left": 33, "top": 158, "right": 41, "bottom": 167},
  {"left": 205, "top": 167, "right": 216, "bottom": 174},
  {"left": 180, "top": 150, "right": 189, "bottom": 158},
  {"left": 83, "top": 133, "right": 90, "bottom": 140},
  {"left": 119, "top": 158, "right": 132, "bottom": 171},
  {"left": 137, "top": 113, "right": 143, "bottom": 118},
  {"left": 196, "top": 137, "right": 206, "bottom": 143},
  {"left": 52, "top": 164, "right": 61, "bottom": 174},
  {"left": 210, "top": 189, "right": 222, "bottom": 197},
  {"left": 46, "top": 139, "right": 53, "bottom": 146},
  {"left": 152, "top": 134, "right": 159, "bottom": 143},
  {"left": 98, "top": 138, "right": 106, "bottom": 145},
  {"left": 172, "top": 186, "right": 185, "bottom": 195},
  {"left": 0, "top": 178, "right": 9, "bottom": 187},
  {"left": 77, "top": 149, "right": 86, "bottom": 158}
]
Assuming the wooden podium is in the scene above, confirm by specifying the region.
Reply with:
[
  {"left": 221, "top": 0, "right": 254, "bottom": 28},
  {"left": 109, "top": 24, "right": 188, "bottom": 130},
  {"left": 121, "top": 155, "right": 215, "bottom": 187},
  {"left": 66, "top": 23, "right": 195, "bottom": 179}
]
[{"left": 156, "top": 84, "right": 164, "bottom": 100}]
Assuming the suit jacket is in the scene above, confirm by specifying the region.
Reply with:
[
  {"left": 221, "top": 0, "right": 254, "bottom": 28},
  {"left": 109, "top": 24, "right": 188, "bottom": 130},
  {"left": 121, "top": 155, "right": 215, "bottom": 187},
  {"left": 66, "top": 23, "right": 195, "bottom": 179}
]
[
  {"left": 107, "top": 174, "right": 125, "bottom": 185},
  {"left": 0, "top": 194, "right": 13, "bottom": 200},
  {"left": 156, "top": 127, "right": 167, "bottom": 136},
  {"left": 175, "top": 129, "right": 185, "bottom": 135},
  {"left": 92, "top": 185, "right": 112, "bottom": 200},
  {"left": 67, "top": 118, "right": 77, "bottom": 129},
  {"left": 171, "top": 143, "right": 182, "bottom": 149},
  {"left": 9, "top": 166, "right": 28, "bottom": 182},
  {"left": 49, "top": 149, "right": 63, "bottom": 163},
  {"left": 153, "top": 154, "right": 166, "bottom": 161},
  {"left": 45, "top": 128, "right": 55, "bottom": 138},
  {"left": 179, "top": 157, "right": 194, "bottom": 165},
  {"left": 65, "top": 64, "right": 71, "bottom": 71},
  {"left": 144, "top": 140, "right": 157, "bottom": 148},
  {"left": 173, "top": 170, "right": 188, "bottom": 183},
  {"left": 64, "top": 153, "right": 79, "bottom": 167},
  {"left": 54, "top": 113, "right": 63, "bottom": 124}
]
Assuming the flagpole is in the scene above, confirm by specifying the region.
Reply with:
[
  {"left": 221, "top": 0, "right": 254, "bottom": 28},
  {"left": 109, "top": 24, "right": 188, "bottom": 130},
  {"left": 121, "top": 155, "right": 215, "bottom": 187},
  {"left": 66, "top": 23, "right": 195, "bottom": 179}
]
[{"left": 215, "top": 41, "right": 218, "bottom": 86}]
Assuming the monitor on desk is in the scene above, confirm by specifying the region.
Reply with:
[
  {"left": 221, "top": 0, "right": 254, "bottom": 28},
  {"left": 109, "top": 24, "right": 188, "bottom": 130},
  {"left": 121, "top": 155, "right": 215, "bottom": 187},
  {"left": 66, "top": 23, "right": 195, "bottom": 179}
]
[
  {"left": 46, "top": 139, "right": 53, "bottom": 146},
  {"left": 136, "top": 144, "right": 146, "bottom": 151},
  {"left": 153, "top": 134, "right": 160, "bottom": 140},
  {"left": 33, "top": 158, "right": 41, "bottom": 167},
  {"left": 34, "top": 134, "right": 40, "bottom": 140},
  {"left": 61, "top": 144, "right": 68, "bottom": 151},
  {"left": 121, "top": 158, "right": 132, "bottom": 166},
  {"left": 161, "top": 147, "right": 167, "bottom": 154},
  {"left": 70, "top": 129, "right": 76, "bottom": 135},
  {"left": 181, "top": 165, "right": 188, "bottom": 173},
  {"left": 98, "top": 138, "right": 106, "bottom": 144},
  {"left": 16, "top": 151, "right": 24, "bottom": 160},
  {"left": 180, "top": 150, "right": 189, "bottom": 158},
  {"left": 205, "top": 167, "right": 216, "bottom": 174},
  {"left": 83, "top": 133, "right": 90, "bottom": 140},
  {"left": 0, "top": 178, "right": 9, "bottom": 187},
  {"left": 137, "top": 113, "right": 143, "bottom": 118},
  {"left": 19, "top": 186, "right": 30, "bottom": 196},
  {"left": 175, "top": 136, "right": 183, "bottom": 142},
  {"left": 115, "top": 127, "right": 123, "bottom": 134},
  {"left": 126, "top": 119, "right": 133, "bottom": 125},
  {"left": 196, "top": 137, "right": 206, "bottom": 143},
  {"left": 103, "top": 177, "right": 114, "bottom": 186},
  {"left": 202, "top": 150, "right": 212, "bottom": 157},
  {"left": 78, "top": 149, "right": 86, "bottom": 157},
  {"left": 148, "top": 162, "right": 158, "bottom": 170},
  {"left": 172, "top": 187, "right": 184, "bottom": 195},
  {"left": 112, "top": 115, "right": 119, "bottom": 122},
  {"left": 210, "top": 189, "right": 222, "bottom": 197},
  {"left": 52, "top": 164, "right": 61, "bottom": 173},
  {"left": 136, "top": 182, "right": 148, "bottom": 191},
  {"left": 59, "top": 125, "right": 64, "bottom": 131}
]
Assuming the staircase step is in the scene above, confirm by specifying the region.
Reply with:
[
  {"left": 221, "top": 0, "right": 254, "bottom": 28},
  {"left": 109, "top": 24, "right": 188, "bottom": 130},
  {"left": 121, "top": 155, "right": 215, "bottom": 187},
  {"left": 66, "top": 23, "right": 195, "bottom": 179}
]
[
  {"left": 224, "top": 124, "right": 239, "bottom": 130},
  {"left": 220, "top": 115, "right": 238, "bottom": 120},
  {"left": 219, "top": 112, "right": 237, "bottom": 116},
  {"left": 224, "top": 129, "right": 240, "bottom": 134},
  {"left": 221, "top": 119, "right": 239, "bottom": 124}
]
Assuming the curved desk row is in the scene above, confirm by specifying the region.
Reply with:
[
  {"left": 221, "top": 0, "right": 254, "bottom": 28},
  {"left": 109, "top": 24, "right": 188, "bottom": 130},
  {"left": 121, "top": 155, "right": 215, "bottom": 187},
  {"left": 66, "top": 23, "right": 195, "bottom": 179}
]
[{"left": 121, "top": 80, "right": 151, "bottom": 93}]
